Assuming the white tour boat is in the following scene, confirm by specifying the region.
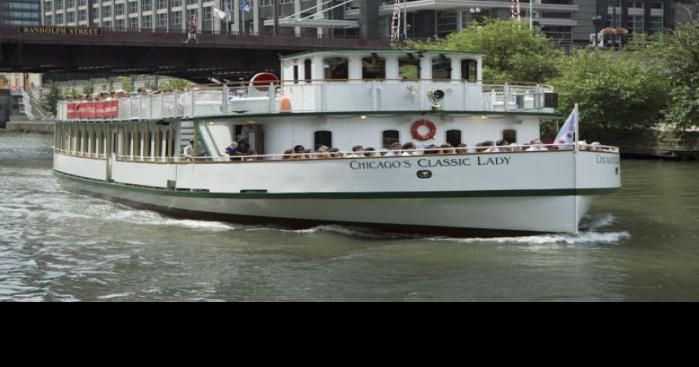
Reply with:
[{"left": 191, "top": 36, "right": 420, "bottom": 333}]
[{"left": 52, "top": 49, "right": 621, "bottom": 236}]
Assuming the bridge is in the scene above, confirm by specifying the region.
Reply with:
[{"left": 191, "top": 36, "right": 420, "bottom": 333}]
[{"left": 0, "top": 26, "right": 389, "bottom": 81}]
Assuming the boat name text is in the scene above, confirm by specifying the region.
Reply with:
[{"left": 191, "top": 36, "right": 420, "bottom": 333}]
[
  {"left": 349, "top": 156, "right": 512, "bottom": 170},
  {"left": 596, "top": 155, "right": 620, "bottom": 165}
]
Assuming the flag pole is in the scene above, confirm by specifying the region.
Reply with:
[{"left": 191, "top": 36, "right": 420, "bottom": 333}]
[{"left": 574, "top": 103, "right": 579, "bottom": 152}]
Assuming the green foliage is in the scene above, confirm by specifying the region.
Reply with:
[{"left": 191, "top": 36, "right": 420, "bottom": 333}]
[
  {"left": 40, "top": 82, "right": 63, "bottom": 116},
  {"left": 67, "top": 88, "right": 79, "bottom": 98},
  {"left": 552, "top": 50, "right": 669, "bottom": 133},
  {"left": 117, "top": 76, "right": 135, "bottom": 93},
  {"left": 404, "top": 19, "right": 560, "bottom": 82},
  {"left": 82, "top": 82, "right": 94, "bottom": 95},
  {"left": 0, "top": 74, "right": 8, "bottom": 87},
  {"left": 158, "top": 78, "right": 190, "bottom": 91},
  {"left": 656, "top": 22, "right": 699, "bottom": 131}
]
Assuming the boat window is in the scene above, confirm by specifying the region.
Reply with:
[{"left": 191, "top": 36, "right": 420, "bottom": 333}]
[
  {"left": 503, "top": 129, "right": 517, "bottom": 144},
  {"left": 399, "top": 55, "right": 420, "bottom": 80},
  {"left": 314, "top": 130, "right": 332, "bottom": 150},
  {"left": 304, "top": 59, "right": 312, "bottom": 83},
  {"left": 362, "top": 55, "right": 386, "bottom": 80},
  {"left": 324, "top": 57, "right": 349, "bottom": 80},
  {"left": 432, "top": 56, "right": 451, "bottom": 79},
  {"left": 446, "top": 130, "right": 462, "bottom": 146},
  {"left": 293, "top": 65, "right": 299, "bottom": 84},
  {"left": 461, "top": 59, "right": 478, "bottom": 82},
  {"left": 382, "top": 130, "right": 400, "bottom": 148}
]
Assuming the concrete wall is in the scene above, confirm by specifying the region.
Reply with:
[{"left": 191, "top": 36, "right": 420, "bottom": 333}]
[{"left": 0, "top": 90, "right": 11, "bottom": 129}]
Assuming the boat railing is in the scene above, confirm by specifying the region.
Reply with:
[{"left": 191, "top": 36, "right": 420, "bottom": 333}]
[
  {"left": 56, "top": 80, "right": 557, "bottom": 121},
  {"left": 55, "top": 143, "right": 619, "bottom": 163}
]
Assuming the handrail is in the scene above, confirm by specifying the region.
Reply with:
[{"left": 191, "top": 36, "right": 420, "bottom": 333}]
[{"left": 54, "top": 143, "right": 620, "bottom": 163}]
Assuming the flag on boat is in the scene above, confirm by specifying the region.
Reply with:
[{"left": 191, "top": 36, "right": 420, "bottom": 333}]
[
  {"left": 554, "top": 104, "right": 578, "bottom": 146},
  {"left": 213, "top": 7, "right": 228, "bottom": 20},
  {"left": 240, "top": 1, "right": 251, "bottom": 12}
]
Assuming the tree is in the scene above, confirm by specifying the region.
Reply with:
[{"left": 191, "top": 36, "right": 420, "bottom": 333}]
[
  {"left": 40, "top": 82, "right": 63, "bottom": 116},
  {"left": 657, "top": 22, "right": 699, "bottom": 131},
  {"left": 551, "top": 50, "right": 669, "bottom": 134},
  {"left": 0, "top": 74, "right": 8, "bottom": 88},
  {"left": 403, "top": 19, "right": 560, "bottom": 82},
  {"left": 158, "top": 78, "right": 190, "bottom": 91},
  {"left": 117, "top": 76, "right": 135, "bottom": 93},
  {"left": 82, "top": 82, "right": 94, "bottom": 96}
]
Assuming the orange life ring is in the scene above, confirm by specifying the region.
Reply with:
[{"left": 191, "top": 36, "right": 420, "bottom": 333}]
[
  {"left": 411, "top": 120, "right": 437, "bottom": 141},
  {"left": 279, "top": 97, "right": 292, "bottom": 113}
]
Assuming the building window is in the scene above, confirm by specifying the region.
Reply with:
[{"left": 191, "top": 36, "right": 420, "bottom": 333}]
[
  {"left": 67, "top": 11, "right": 75, "bottom": 23},
  {"left": 362, "top": 55, "right": 386, "bottom": 80},
  {"left": 115, "top": 4, "right": 125, "bottom": 16},
  {"left": 461, "top": 59, "right": 477, "bottom": 81},
  {"left": 293, "top": 65, "right": 299, "bottom": 84},
  {"left": 102, "top": 6, "right": 112, "bottom": 18},
  {"left": 115, "top": 19, "right": 125, "bottom": 29},
  {"left": 502, "top": 129, "right": 517, "bottom": 144},
  {"left": 66, "top": 0, "right": 75, "bottom": 8},
  {"left": 79, "top": 10, "right": 86, "bottom": 21},
  {"left": 186, "top": 9, "right": 198, "bottom": 26},
  {"left": 157, "top": 13, "right": 167, "bottom": 30},
  {"left": 142, "top": 0, "right": 152, "bottom": 12},
  {"left": 436, "top": 11, "right": 458, "bottom": 38},
  {"left": 128, "top": 17, "right": 138, "bottom": 29},
  {"left": 314, "top": 131, "right": 332, "bottom": 150},
  {"left": 399, "top": 55, "right": 420, "bottom": 79},
  {"left": 44, "top": 15, "right": 52, "bottom": 25},
  {"left": 432, "top": 56, "right": 451, "bottom": 79},
  {"left": 172, "top": 0, "right": 182, "bottom": 6},
  {"left": 202, "top": 6, "right": 212, "bottom": 31},
  {"left": 382, "top": 130, "right": 400, "bottom": 148},
  {"left": 128, "top": 1, "right": 137, "bottom": 14},
  {"left": 142, "top": 15, "right": 152, "bottom": 28},
  {"left": 186, "top": 0, "right": 197, "bottom": 5},
  {"left": 157, "top": 0, "right": 167, "bottom": 9},
  {"left": 55, "top": 13, "right": 63, "bottom": 24},
  {"left": 446, "top": 130, "right": 462, "bottom": 147},
  {"left": 324, "top": 57, "right": 349, "bottom": 80},
  {"left": 171, "top": 11, "right": 182, "bottom": 26}
]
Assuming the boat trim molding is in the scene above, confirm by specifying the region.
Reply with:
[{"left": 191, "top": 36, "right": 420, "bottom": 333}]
[{"left": 55, "top": 171, "right": 619, "bottom": 199}]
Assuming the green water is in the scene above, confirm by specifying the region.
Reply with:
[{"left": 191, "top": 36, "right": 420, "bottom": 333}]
[{"left": 1, "top": 131, "right": 698, "bottom": 301}]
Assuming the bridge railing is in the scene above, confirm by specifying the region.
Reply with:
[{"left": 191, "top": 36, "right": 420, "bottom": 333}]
[
  {"left": 57, "top": 81, "right": 556, "bottom": 121},
  {"left": 0, "top": 25, "right": 390, "bottom": 49}
]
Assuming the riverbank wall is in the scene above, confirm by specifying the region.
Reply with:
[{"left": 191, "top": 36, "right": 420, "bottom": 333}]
[
  {"left": 586, "top": 129, "right": 699, "bottom": 160},
  {"left": 1, "top": 120, "right": 54, "bottom": 134}
]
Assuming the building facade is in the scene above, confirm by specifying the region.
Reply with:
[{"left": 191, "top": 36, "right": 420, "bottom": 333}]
[
  {"left": 37, "top": 0, "right": 678, "bottom": 43},
  {"left": 1, "top": 0, "right": 42, "bottom": 26}
]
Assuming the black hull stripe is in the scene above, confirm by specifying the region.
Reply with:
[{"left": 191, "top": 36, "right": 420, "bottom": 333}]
[{"left": 54, "top": 171, "right": 618, "bottom": 199}]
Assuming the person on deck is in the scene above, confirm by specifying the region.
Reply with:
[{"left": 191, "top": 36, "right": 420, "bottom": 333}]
[
  {"left": 224, "top": 141, "right": 240, "bottom": 161},
  {"left": 183, "top": 140, "right": 194, "bottom": 160}
]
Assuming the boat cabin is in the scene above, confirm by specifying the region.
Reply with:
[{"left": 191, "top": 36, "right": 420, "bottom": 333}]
[{"left": 55, "top": 49, "right": 561, "bottom": 161}]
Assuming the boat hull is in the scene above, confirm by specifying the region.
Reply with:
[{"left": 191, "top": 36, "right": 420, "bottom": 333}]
[{"left": 56, "top": 171, "right": 597, "bottom": 236}]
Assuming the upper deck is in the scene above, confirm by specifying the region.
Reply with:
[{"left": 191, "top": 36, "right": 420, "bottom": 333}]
[{"left": 56, "top": 50, "right": 560, "bottom": 122}]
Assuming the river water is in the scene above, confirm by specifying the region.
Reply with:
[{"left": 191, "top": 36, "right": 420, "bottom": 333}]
[{"left": 1, "top": 131, "right": 698, "bottom": 301}]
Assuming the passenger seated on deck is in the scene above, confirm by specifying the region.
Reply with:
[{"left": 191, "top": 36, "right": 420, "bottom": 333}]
[
  {"left": 364, "top": 147, "right": 381, "bottom": 158},
  {"left": 424, "top": 144, "right": 438, "bottom": 155},
  {"left": 526, "top": 139, "right": 547, "bottom": 151},
  {"left": 329, "top": 148, "right": 342, "bottom": 159},
  {"left": 224, "top": 141, "right": 241, "bottom": 160},
  {"left": 401, "top": 142, "right": 418, "bottom": 156},
  {"left": 456, "top": 144, "right": 469, "bottom": 154},
  {"left": 292, "top": 145, "right": 305, "bottom": 160},
  {"left": 384, "top": 143, "right": 402, "bottom": 157},
  {"left": 314, "top": 145, "right": 332, "bottom": 159},
  {"left": 282, "top": 149, "right": 294, "bottom": 160},
  {"left": 476, "top": 141, "right": 495, "bottom": 153},
  {"left": 440, "top": 143, "right": 456, "bottom": 155},
  {"left": 347, "top": 145, "right": 364, "bottom": 158},
  {"left": 183, "top": 140, "right": 194, "bottom": 160},
  {"left": 495, "top": 139, "right": 509, "bottom": 152}
]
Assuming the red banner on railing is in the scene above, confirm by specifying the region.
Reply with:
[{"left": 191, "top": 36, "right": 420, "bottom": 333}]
[{"left": 68, "top": 100, "right": 119, "bottom": 120}]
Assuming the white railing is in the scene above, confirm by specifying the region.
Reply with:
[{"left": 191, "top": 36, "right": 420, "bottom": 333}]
[
  {"left": 56, "top": 143, "right": 619, "bottom": 164},
  {"left": 56, "top": 80, "right": 557, "bottom": 122},
  {"left": 21, "top": 89, "right": 50, "bottom": 121}
]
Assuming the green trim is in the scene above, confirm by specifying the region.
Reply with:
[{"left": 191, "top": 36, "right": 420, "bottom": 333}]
[
  {"left": 57, "top": 110, "right": 561, "bottom": 125},
  {"left": 55, "top": 171, "right": 618, "bottom": 200}
]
